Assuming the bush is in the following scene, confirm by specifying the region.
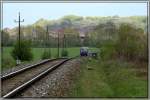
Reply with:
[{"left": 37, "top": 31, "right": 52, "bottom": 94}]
[
  {"left": 100, "top": 60, "right": 147, "bottom": 97},
  {"left": 11, "top": 40, "right": 33, "bottom": 61},
  {"left": 2, "top": 57, "right": 16, "bottom": 70},
  {"left": 41, "top": 50, "right": 51, "bottom": 59},
  {"left": 100, "top": 40, "right": 117, "bottom": 60},
  {"left": 61, "top": 49, "right": 68, "bottom": 57}
]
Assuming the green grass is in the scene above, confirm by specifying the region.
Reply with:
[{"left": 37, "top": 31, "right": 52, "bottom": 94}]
[
  {"left": 2, "top": 47, "right": 98, "bottom": 60},
  {"left": 69, "top": 58, "right": 147, "bottom": 97},
  {"left": 2, "top": 47, "right": 79, "bottom": 60},
  {"left": 1, "top": 47, "right": 97, "bottom": 70}
]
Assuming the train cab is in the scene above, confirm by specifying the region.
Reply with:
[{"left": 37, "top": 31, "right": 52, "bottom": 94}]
[{"left": 80, "top": 47, "right": 89, "bottom": 56}]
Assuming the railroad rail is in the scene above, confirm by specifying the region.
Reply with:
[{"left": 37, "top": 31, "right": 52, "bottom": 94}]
[
  {"left": 1, "top": 57, "right": 72, "bottom": 98},
  {"left": 1, "top": 58, "right": 61, "bottom": 79}
]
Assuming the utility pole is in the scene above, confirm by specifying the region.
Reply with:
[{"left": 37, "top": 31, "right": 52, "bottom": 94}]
[
  {"left": 57, "top": 32, "right": 60, "bottom": 58},
  {"left": 63, "top": 34, "right": 65, "bottom": 49},
  {"left": 64, "top": 34, "right": 67, "bottom": 52},
  {"left": 46, "top": 26, "right": 48, "bottom": 48},
  {"left": 64, "top": 34, "right": 67, "bottom": 49},
  {"left": 62, "top": 33, "right": 64, "bottom": 53},
  {"left": 14, "top": 12, "right": 24, "bottom": 64},
  {"left": 46, "top": 26, "right": 51, "bottom": 53}
]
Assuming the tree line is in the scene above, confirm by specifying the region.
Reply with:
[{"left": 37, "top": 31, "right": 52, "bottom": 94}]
[{"left": 1, "top": 18, "right": 148, "bottom": 63}]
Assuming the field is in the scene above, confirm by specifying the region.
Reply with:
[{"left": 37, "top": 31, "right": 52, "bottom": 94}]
[{"left": 1, "top": 47, "right": 98, "bottom": 70}]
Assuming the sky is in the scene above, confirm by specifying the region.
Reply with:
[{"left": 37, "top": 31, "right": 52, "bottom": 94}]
[{"left": 3, "top": 2, "right": 147, "bottom": 28}]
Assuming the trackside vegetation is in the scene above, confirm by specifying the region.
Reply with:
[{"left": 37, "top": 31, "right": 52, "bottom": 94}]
[
  {"left": 69, "top": 23, "right": 148, "bottom": 97},
  {"left": 69, "top": 58, "right": 147, "bottom": 97},
  {"left": 1, "top": 47, "right": 97, "bottom": 70},
  {"left": 11, "top": 40, "right": 33, "bottom": 61}
]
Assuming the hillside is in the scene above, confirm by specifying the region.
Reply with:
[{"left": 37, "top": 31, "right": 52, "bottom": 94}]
[
  {"left": 2, "top": 15, "right": 147, "bottom": 47},
  {"left": 4, "top": 15, "right": 147, "bottom": 35}
]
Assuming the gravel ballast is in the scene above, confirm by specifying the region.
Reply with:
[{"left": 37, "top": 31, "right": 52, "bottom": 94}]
[
  {"left": 16, "top": 58, "right": 82, "bottom": 98},
  {"left": 2, "top": 59, "right": 65, "bottom": 96},
  {"left": 1, "top": 60, "right": 43, "bottom": 76}
]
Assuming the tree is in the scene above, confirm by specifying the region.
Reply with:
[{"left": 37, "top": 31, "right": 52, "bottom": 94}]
[
  {"left": 94, "top": 21, "right": 118, "bottom": 47},
  {"left": 116, "top": 23, "right": 147, "bottom": 61},
  {"left": 1, "top": 30, "right": 13, "bottom": 46},
  {"left": 11, "top": 40, "right": 33, "bottom": 61}
]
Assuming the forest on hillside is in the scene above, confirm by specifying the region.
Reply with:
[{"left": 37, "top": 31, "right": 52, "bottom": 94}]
[{"left": 2, "top": 15, "right": 147, "bottom": 48}]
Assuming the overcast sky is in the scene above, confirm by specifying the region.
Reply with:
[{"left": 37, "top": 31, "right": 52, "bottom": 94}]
[{"left": 3, "top": 2, "right": 147, "bottom": 28}]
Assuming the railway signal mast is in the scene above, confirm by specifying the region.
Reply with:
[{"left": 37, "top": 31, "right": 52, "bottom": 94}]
[{"left": 14, "top": 12, "right": 24, "bottom": 64}]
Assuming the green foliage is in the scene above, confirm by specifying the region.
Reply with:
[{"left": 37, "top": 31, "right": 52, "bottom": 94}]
[
  {"left": 1, "top": 30, "right": 14, "bottom": 46},
  {"left": 3, "top": 47, "right": 87, "bottom": 60},
  {"left": 11, "top": 40, "right": 33, "bottom": 61},
  {"left": 41, "top": 50, "right": 51, "bottom": 59},
  {"left": 61, "top": 49, "right": 68, "bottom": 57},
  {"left": 94, "top": 21, "right": 118, "bottom": 48},
  {"left": 2, "top": 57, "right": 16, "bottom": 70},
  {"left": 116, "top": 23, "right": 147, "bottom": 61},
  {"left": 62, "top": 15, "right": 83, "bottom": 22},
  {"left": 100, "top": 40, "right": 117, "bottom": 60},
  {"left": 70, "top": 59, "right": 147, "bottom": 97},
  {"left": 98, "top": 22, "right": 147, "bottom": 63},
  {"left": 34, "top": 18, "right": 50, "bottom": 27},
  {"left": 2, "top": 47, "right": 97, "bottom": 70},
  {"left": 3, "top": 15, "right": 146, "bottom": 48},
  {"left": 100, "top": 60, "right": 147, "bottom": 97}
]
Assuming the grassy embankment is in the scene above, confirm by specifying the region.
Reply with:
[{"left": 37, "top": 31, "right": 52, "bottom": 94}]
[{"left": 69, "top": 57, "right": 148, "bottom": 97}]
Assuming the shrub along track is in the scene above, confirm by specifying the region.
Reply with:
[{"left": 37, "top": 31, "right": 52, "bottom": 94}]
[{"left": 1, "top": 58, "right": 72, "bottom": 98}]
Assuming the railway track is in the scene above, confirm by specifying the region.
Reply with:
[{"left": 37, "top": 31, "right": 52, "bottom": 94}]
[{"left": 1, "top": 58, "right": 72, "bottom": 98}]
